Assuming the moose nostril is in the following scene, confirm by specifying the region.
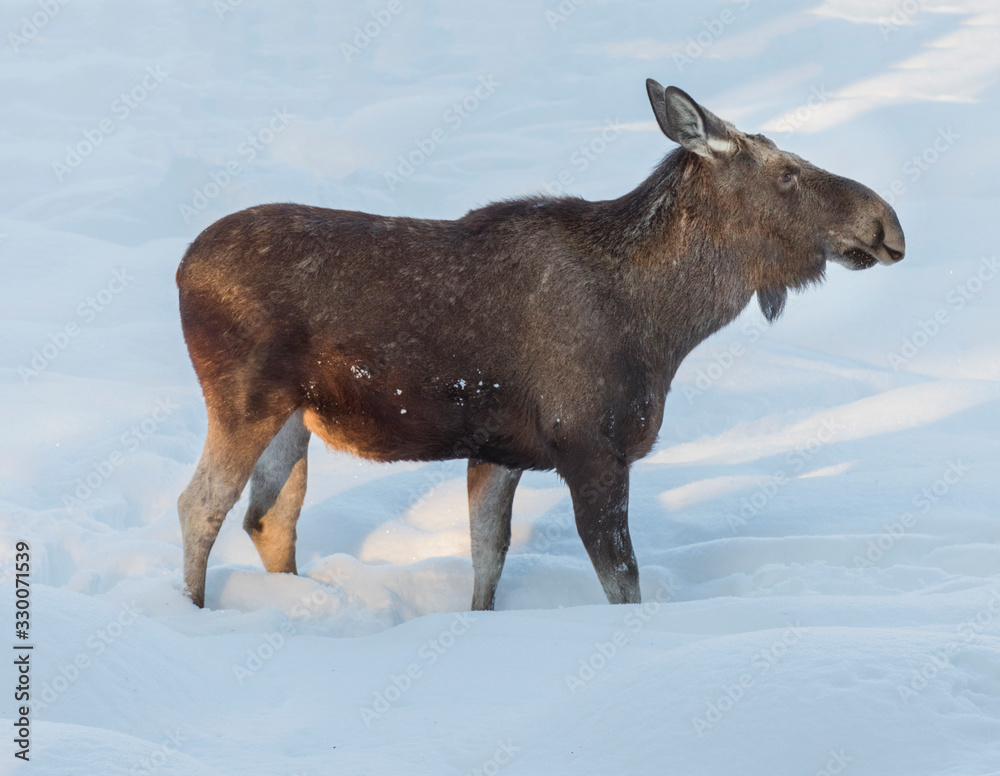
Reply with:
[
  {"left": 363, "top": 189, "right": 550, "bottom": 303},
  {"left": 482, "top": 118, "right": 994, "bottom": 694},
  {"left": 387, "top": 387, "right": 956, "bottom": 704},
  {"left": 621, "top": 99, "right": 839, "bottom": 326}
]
[{"left": 876, "top": 213, "right": 906, "bottom": 263}]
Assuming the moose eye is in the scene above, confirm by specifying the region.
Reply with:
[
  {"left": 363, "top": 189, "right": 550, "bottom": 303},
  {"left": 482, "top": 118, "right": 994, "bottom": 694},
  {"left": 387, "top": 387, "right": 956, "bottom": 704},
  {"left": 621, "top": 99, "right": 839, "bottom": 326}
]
[{"left": 778, "top": 170, "right": 798, "bottom": 190}]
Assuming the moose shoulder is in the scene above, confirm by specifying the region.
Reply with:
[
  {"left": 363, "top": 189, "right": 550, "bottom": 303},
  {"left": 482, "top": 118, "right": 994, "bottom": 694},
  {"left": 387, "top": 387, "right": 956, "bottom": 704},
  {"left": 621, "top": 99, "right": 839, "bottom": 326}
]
[{"left": 177, "top": 81, "right": 904, "bottom": 610}]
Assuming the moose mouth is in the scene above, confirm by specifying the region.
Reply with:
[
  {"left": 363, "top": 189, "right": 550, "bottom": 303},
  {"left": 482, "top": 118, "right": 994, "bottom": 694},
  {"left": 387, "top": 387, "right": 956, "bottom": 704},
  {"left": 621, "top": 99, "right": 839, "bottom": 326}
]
[
  {"left": 826, "top": 219, "right": 905, "bottom": 270},
  {"left": 831, "top": 240, "right": 905, "bottom": 271},
  {"left": 839, "top": 247, "right": 880, "bottom": 271}
]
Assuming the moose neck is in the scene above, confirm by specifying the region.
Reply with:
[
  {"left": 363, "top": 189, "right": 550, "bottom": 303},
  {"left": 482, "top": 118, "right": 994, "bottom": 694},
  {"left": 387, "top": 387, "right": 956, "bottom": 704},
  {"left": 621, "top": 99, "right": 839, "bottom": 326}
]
[{"left": 585, "top": 150, "right": 757, "bottom": 378}]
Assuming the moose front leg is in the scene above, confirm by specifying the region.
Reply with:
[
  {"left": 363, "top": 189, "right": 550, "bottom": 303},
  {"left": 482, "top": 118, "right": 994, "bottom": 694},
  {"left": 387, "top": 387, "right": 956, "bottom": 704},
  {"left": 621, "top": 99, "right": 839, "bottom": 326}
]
[
  {"left": 565, "top": 458, "right": 640, "bottom": 605},
  {"left": 468, "top": 460, "right": 523, "bottom": 611}
]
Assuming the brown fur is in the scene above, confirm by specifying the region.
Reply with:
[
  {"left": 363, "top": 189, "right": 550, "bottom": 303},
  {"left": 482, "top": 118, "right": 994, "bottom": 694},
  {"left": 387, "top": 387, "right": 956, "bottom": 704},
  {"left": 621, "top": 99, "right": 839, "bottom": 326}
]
[{"left": 176, "top": 82, "right": 904, "bottom": 609}]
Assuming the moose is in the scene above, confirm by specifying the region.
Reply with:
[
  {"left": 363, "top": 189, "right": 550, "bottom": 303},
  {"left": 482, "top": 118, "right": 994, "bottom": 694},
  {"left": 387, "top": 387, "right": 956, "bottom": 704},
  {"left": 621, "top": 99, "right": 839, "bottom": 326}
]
[{"left": 177, "top": 80, "right": 904, "bottom": 610}]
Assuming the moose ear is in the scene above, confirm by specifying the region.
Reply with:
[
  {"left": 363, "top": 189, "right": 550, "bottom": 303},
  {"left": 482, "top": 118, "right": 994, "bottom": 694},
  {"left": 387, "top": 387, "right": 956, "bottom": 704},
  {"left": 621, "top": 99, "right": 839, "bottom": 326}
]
[
  {"left": 645, "top": 80, "right": 732, "bottom": 158},
  {"left": 757, "top": 286, "right": 787, "bottom": 322}
]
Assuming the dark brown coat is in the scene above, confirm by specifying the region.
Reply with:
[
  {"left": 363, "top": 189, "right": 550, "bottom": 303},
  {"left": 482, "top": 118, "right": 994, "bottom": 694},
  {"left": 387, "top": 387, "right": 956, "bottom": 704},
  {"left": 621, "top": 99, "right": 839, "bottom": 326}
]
[{"left": 177, "top": 82, "right": 904, "bottom": 609}]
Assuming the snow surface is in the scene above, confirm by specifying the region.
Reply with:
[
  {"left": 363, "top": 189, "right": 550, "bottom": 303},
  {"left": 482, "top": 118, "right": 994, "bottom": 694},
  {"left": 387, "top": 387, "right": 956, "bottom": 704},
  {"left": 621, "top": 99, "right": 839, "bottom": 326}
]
[{"left": 2, "top": 1, "right": 1000, "bottom": 774}]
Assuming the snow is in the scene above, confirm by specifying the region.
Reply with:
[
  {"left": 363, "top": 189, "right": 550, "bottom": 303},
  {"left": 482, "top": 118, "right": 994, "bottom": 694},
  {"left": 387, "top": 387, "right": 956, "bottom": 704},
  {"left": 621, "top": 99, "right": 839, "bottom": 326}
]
[{"left": 2, "top": 1, "right": 1000, "bottom": 774}]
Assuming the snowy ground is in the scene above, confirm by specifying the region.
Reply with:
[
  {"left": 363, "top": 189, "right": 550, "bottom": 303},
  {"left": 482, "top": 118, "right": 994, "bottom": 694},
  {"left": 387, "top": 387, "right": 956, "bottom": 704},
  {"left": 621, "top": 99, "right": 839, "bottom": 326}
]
[{"left": 2, "top": 1, "right": 1000, "bottom": 774}]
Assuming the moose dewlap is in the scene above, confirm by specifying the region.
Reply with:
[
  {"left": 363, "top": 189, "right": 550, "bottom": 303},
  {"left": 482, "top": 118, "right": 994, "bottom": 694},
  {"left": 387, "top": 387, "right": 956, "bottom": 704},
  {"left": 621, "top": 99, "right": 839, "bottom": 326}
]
[{"left": 176, "top": 80, "right": 904, "bottom": 610}]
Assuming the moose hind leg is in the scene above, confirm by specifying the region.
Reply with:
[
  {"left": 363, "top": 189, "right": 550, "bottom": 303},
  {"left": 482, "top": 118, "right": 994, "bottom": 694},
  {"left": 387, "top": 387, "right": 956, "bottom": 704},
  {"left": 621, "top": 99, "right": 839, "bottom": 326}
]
[
  {"left": 179, "top": 412, "right": 291, "bottom": 608},
  {"left": 468, "top": 460, "right": 522, "bottom": 611},
  {"left": 565, "top": 458, "right": 640, "bottom": 605},
  {"left": 243, "top": 409, "right": 311, "bottom": 575}
]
